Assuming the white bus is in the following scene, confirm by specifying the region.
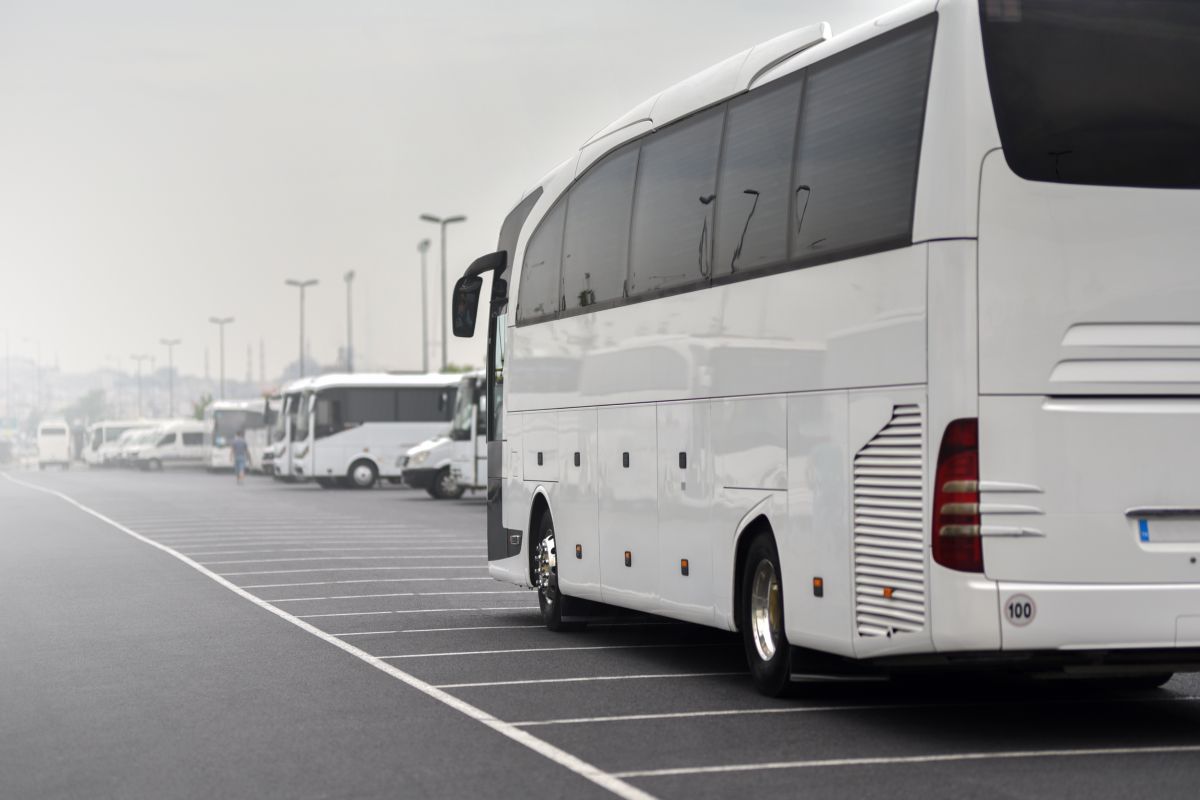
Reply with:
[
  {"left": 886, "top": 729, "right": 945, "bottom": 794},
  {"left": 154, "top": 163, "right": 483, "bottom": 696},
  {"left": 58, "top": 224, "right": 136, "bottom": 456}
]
[
  {"left": 206, "top": 398, "right": 269, "bottom": 472},
  {"left": 83, "top": 419, "right": 156, "bottom": 467},
  {"left": 292, "top": 373, "right": 459, "bottom": 489},
  {"left": 402, "top": 371, "right": 487, "bottom": 499},
  {"left": 271, "top": 377, "right": 315, "bottom": 482},
  {"left": 452, "top": 0, "right": 1200, "bottom": 695},
  {"left": 36, "top": 420, "right": 72, "bottom": 469}
]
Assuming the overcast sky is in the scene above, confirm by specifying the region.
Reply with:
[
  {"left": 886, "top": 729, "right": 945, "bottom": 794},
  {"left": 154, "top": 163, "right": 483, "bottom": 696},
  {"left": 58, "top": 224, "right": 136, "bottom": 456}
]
[{"left": 0, "top": 0, "right": 901, "bottom": 381}]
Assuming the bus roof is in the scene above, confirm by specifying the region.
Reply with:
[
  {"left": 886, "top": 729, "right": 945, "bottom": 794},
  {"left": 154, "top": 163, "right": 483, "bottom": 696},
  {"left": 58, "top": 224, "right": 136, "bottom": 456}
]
[
  {"left": 209, "top": 398, "right": 267, "bottom": 412},
  {"left": 307, "top": 372, "right": 463, "bottom": 391}
]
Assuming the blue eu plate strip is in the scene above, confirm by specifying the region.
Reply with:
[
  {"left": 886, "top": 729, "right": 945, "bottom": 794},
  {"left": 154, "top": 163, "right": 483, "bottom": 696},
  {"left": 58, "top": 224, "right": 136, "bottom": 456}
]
[{"left": 1139, "top": 519, "right": 1150, "bottom": 542}]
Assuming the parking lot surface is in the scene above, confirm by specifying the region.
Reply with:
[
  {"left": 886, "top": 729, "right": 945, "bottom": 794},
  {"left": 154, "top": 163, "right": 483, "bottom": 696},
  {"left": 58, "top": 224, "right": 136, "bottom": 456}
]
[{"left": 4, "top": 468, "right": 1200, "bottom": 799}]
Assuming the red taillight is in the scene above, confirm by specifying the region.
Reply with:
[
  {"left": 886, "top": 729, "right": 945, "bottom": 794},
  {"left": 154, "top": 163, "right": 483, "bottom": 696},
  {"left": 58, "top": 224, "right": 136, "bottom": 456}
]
[{"left": 932, "top": 418, "right": 983, "bottom": 573}]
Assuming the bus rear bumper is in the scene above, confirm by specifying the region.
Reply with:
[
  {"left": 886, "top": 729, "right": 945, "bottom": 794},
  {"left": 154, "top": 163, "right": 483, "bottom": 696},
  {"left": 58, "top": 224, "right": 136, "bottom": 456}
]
[{"left": 996, "top": 581, "right": 1200, "bottom": 652}]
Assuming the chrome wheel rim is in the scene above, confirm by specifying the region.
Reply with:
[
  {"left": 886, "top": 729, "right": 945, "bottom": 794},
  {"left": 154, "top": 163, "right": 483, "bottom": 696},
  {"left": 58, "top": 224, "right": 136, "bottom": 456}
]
[
  {"left": 750, "top": 558, "right": 782, "bottom": 662},
  {"left": 352, "top": 464, "right": 374, "bottom": 486},
  {"left": 534, "top": 529, "right": 557, "bottom": 608}
]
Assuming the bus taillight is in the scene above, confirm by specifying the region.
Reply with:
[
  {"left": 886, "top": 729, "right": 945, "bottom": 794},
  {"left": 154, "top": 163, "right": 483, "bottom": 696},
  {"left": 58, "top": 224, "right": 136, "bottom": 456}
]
[{"left": 932, "top": 418, "right": 982, "bottom": 573}]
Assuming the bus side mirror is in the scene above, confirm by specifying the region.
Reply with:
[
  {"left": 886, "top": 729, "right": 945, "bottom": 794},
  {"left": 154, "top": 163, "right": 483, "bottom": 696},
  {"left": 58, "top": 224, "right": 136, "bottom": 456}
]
[{"left": 452, "top": 276, "right": 483, "bottom": 338}]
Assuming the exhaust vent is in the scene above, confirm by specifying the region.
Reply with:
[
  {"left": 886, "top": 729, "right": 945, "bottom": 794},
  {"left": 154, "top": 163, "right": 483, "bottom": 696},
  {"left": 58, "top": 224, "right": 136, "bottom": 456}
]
[{"left": 853, "top": 404, "right": 926, "bottom": 637}]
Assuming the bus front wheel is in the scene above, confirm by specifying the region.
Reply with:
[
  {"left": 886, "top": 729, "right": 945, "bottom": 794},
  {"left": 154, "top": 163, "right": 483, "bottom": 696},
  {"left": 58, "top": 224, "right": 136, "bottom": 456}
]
[
  {"left": 348, "top": 460, "right": 378, "bottom": 489},
  {"left": 429, "top": 466, "right": 465, "bottom": 500},
  {"left": 740, "top": 531, "right": 794, "bottom": 697},
  {"left": 534, "top": 512, "right": 583, "bottom": 632}
]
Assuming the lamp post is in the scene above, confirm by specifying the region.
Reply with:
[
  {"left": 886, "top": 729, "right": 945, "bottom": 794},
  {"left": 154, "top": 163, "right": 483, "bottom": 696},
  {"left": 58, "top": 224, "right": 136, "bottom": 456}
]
[
  {"left": 417, "top": 239, "right": 431, "bottom": 374},
  {"left": 343, "top": 270, "right": 355, "bottom": 372},
  {"left": 21, "top": 337, "right": 40, "bottom": 415},
  {"left": 2, "top": 329, "right": 9, "bottom": 424},
  {"left": 160, "top": 338, "right": 181, "bottom": 417},
  {"left": 284, "top": 279, "right": 318, "bottom": 378},
  {"left": 208, "top": 317, "right": 234, "bottom": 399},
  {"left": 419, "top": 213, "right": 466, "bottom": 372},
  {"left": 131, "top": 354, "right": 150, "bottom": 417}
]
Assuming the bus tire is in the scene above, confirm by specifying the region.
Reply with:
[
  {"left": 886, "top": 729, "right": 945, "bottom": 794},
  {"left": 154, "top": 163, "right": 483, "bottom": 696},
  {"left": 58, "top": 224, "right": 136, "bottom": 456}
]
[
  {"left": 147, "top": 458, "right": 163, "bottom": 472},
  {"left": 740, "top": 530, "right": 794, "bottom": 697},
  {"left": 430, "top": 466, "right": 465, "bottom": 500},
  {"left": 533, "top": 511, "right": 583, "bottom": 632},
  {"left": 348, "top": 459, "right": 378, "bottom": 489}
]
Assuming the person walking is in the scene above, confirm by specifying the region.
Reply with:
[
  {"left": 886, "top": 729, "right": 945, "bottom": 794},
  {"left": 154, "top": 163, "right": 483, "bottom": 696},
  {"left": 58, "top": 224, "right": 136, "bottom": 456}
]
[{"left": 232, "top": 429, "right": 249, "bottom": 485}]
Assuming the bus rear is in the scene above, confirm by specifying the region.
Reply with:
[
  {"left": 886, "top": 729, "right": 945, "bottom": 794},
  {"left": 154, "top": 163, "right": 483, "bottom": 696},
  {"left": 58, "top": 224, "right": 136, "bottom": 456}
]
[{"left": 956, "top": 0, "right": 1200, "bottom": 660}]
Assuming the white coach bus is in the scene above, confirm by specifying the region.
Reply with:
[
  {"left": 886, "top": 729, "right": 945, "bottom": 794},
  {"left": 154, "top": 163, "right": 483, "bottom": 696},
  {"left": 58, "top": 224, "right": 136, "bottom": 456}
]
[
  {"left": 206, "top": 398, "right": 268, "bottom": 472},
  {"left": 271, "top": 377, "right": 315, "bottom": 482},
  {"left": 452, "top": 0, "right": 1200, "bottom": 695},
  {"left": 292, "top": 373, "right": 459, "bottom": 489}
]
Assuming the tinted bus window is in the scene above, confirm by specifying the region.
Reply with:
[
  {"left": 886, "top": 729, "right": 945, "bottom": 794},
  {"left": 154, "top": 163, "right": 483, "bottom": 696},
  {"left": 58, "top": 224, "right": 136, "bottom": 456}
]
[
  {"left": 629, "top": 108, "right": 724, "bottom": 295},
  {"left": 517, "top": 203, "right": 565, "bottom": 323},
  {"left": 980, "top": 0, "right": 1200, "bottom": 189},
  {"left": 562, "top": 146, "right": 639, "bottom": 311},
  {"left": 397, "top": 387, "right": 456, "bottom": 422},
  {"left": 344, "top": 388, "right": 398, "bottom": 423},
  {"left": 791, "top": 18, "right": 935, "bottom": 262},
  {"left": 714, "top": 77, "right": 803, "bottom": 277}
]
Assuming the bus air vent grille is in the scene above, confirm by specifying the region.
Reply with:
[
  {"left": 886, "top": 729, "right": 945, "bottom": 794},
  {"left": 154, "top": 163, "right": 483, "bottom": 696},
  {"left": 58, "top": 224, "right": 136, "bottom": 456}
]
[{"left": 853, "top": 403, "right": 925, "bottom": 638}]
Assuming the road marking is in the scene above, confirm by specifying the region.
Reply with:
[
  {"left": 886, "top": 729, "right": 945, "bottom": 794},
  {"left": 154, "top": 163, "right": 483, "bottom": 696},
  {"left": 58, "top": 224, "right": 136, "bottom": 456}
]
[
  {"left": 272, "top": 590, "right": 527, "bottom": 602},
  {"left": 334, "top": 625, "right": 545, "bottom": 636},
  {"left": 382, "top": 643, "right": 736, "bottom": 660},
  {"left": 201, "top": 555, "right": 484, "bottom": 565},
  {"left": 610, "top": 744, "right": 1200, "bottom": 779},
  {"left": 183, "top": 546, "right": 483, "bottom": 556},
  {"left": 221, "top": 566, "right": 490, "bottom": 576},
  {"left": 512, "top": 694, "right": 1200, "bottom": 727},
  {"left": 297, "top": 606, "right": 540, "bottom": 619},
  {"left": 437, "top": 672, "right": 745, "bottom": 690},
  {"left": 242, "top": 577, "right": 495, "bottom": 589},
  {"left": 2, "top": 474, "right": 654, "bottom": 800}
]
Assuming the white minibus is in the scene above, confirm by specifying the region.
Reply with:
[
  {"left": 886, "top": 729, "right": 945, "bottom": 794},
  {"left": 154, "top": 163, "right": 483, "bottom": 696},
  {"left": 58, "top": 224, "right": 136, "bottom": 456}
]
[
  {"left": 292, "top": 373, "right": 459, "bottom": 489},
  {"left": 402, "top": 371, "right": 488, "bottom": 499},
  {"left": 84, "top": 420, "right": 156, "bottom": 467},
  {"left": 36, "top": 420, "right": 72, "bottom": 469},
  {"left": 131, "top": 420, "right": 208, "bottom": 470},
  {"left": 452, "top": 0, "right": 1200, "bottom": 694},
  {"left": 206, "top": 398, "right": 268, "bottom": 472}
]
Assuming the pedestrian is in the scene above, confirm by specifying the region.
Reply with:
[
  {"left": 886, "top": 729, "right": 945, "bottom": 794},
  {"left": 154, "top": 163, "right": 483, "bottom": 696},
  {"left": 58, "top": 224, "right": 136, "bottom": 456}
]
[{"left": 232, "top": 429, "right": 249, "bottom": 485}]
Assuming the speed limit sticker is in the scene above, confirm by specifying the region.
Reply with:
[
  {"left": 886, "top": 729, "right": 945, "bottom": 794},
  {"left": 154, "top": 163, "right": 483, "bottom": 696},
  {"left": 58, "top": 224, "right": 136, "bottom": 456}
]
[{"left": 1005, "top": 594, "right": 1037, "bottom": 626}]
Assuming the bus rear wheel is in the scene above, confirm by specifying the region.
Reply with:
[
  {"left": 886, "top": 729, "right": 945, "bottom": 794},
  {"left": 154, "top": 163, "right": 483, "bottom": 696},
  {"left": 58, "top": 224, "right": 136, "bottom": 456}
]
[
  {"left": 534, "top": 512, "right": 583, "bottom": 632},
  {"left": 348, "top": 460, "right": 378, "bottom": 489},
  {"left": 740, "top": 531, "right": 794, "bottom": 697}
]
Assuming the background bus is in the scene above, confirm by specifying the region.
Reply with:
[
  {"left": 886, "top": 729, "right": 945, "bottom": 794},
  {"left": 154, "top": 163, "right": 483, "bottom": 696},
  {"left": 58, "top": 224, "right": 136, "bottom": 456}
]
[
  {"left": 83, "top": 419, "right": 156, "bottom": 467},
  {"left": 401, "top": 371, "right": 486, "bottom": 499},
  {"left": 293, "top": 373, "right": 459, "bottom": 489},
  {"left": 453, "top": 0, "right": 1200, "bottom": 695},
  {"left": 206, "top": 398, "right": 268, "bottom": 472}
]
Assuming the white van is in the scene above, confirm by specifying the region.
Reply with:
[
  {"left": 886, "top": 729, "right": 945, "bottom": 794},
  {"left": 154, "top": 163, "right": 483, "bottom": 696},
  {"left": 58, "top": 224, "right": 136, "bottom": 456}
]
[
  {"left": 131, "top": 420, "right": 209, "bottom": 470},
  {"left": 36, "top": 420, "right": 72, "bottom": 469},
  {"left": 84, "top": 420, "right": 156, "bottom": 467},
  {"left": 402, "top": 372, "right": 487, "bottom": 499},
  {"left": 401, "top": 436, "right": 465, "bottom": 499}
]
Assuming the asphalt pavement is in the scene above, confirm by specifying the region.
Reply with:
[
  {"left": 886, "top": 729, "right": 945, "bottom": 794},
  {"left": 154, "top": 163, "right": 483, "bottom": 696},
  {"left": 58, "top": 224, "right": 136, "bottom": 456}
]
[{"left": 3, "top": 467, "right": 1199, "bottom": 800}]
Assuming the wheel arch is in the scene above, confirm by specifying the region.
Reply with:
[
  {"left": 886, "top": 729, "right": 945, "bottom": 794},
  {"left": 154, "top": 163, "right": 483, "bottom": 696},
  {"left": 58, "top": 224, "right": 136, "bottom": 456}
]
[
  {"left": 526, "top": 486, "right": 554, "bottom": 585},
  {"left": 731, "top": 507, "right": 779, "bottom": 635}
]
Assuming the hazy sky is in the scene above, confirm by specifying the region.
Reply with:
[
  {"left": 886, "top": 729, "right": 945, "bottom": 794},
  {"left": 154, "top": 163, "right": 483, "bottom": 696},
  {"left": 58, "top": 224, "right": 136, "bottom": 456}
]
[{"left": 1, "top": 0, "right": 901, "bottom": 380}]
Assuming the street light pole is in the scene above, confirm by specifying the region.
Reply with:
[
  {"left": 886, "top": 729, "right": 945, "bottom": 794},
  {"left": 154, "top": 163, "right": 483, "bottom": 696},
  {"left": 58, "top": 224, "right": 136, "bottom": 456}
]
[
  {"left": 131, "top": 354, "right": 150, "bottom": 417},
  {"left": 22, "top": 337, "right": 40, "bottom": 415},
  {"left": 343, "top": 270, "right": 355, "bottom": 372},
  {"left": 160, "top": 338, "right": 181, "bottom": 416},
  {"left": 417, "top": 239, "right": 431, "bottom": 374},
  {"left": 419, "top": 213, "right": 466, "bottom": 372},
  {"left": 284, "top": 279, "right": 318, "bottom": 378},
  {"left": 208, "top": 317, "right": 234, "bottom": 399}
]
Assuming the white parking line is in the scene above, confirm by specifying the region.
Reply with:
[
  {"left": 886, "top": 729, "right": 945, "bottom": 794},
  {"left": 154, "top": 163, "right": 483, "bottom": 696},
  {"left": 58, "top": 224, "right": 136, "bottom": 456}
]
[
  {"left": 610, "top": 745, "right": 1200, "bottom": 779},
  {"left": 3, "top": 474, "right": 652, "bottom": 800},
  {"left": 335, "top": 625, "right": 545, "bottom": 636},
  {"left": 222, "top": 566, "right": 490, "bottom": 576},
  {"left": 511, "top": 694, "right": 1200, "bottom": 727},
  {"left": 296, "top": 606, "right": 540, "bottom": 619},
  {"left": 201, "top": 555, "right": 483, "bottom": 565},
  {"left": 437, "top": 672, "right": 745, "bottom": 690},
  {"left": 272, "top": 590, "right": 527, "bottom": 602},
  {"left": 244, "top": 577, "right": 496, "bottom": 589},
  {"left": 383, "top": 643, "right": 736, "bottom": 660}
]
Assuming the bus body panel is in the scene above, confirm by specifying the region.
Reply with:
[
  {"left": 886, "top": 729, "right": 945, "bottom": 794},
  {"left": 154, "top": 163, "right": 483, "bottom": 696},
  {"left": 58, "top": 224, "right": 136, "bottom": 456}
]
[{"left": 555, "top": 408, "right": 603, "bottom": 602}]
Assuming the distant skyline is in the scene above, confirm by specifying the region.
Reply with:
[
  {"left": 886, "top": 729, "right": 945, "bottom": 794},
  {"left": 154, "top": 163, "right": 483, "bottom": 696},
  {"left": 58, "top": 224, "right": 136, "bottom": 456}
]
[{"left": 0, "top": 0, "right": 901, "bottom": 381}]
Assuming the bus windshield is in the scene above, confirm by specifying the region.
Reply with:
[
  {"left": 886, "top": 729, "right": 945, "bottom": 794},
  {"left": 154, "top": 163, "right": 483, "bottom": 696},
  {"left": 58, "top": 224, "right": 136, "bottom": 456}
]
[
  {"left": 448, "top": 378, "right": 476, "bottom": 442},
  {"left": 979, "top": 0, "right": 1200, "bottom": 188},
  {"left": 272, "top": 398, "right": 292, "bottom": 442},
  {"left": 291, "top": 394, "right": 311, "bottom": 441}
]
